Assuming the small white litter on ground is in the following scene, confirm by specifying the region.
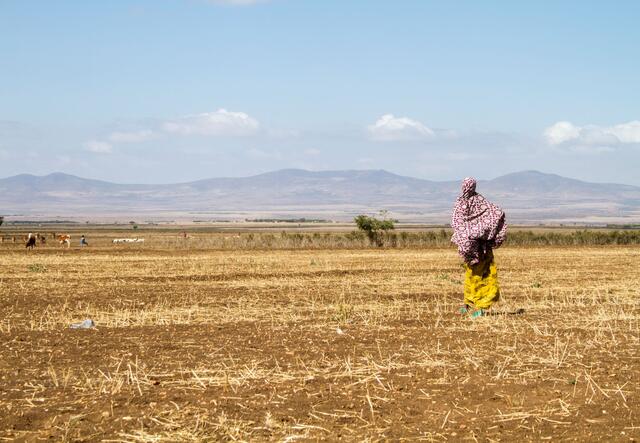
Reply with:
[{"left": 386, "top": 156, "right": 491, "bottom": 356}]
[{"left": 70, "top": 319, "right": 96, "bottom": 329}]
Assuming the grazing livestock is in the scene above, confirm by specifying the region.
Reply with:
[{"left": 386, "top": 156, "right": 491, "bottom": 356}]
[
  {"left": 25, "top": 233, "right": 36, "bottom": 250},
  {"left": 58, "top": 234, "right": 71, "bottom": 248},
  {"left": 112, "top": 238, "right": 145, "bottom": 244}
]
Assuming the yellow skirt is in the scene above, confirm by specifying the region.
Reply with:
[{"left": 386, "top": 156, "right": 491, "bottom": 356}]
[{"left": 463, "top": 252, "right": 500, "bottom": 309}]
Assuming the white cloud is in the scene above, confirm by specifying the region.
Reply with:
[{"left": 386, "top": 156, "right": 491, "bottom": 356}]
[
  {"left": 367, "top": 114, "right": 435, "bottom": 142},
  {"left": 543, "top": 121, "right": 581, "bottom": 145},
  {"left": 544, "top": 120, "right": 640, "bottom": 145},
  {"left": 608, "top": 121, "right": 640, "bottom": 143},
  {"left": 109, "top": 130, "right": 156, "bottom": 143},
  {"left": 84, "top": 140, "right": 113, "bottom": 154},
  {"left": 163, "top": 109, "right": 260, "bottom": 136}
]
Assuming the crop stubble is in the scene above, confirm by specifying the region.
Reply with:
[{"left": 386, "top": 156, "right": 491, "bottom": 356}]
[{"left": 0, "top": 232, "right": 639, "bottom": 441}]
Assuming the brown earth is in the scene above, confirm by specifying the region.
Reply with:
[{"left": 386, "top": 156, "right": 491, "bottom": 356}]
[{"left": 0, "top": 231, "right": 639, "bottom": 441}]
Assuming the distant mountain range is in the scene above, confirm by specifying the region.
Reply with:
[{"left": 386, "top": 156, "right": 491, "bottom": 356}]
[{"left": 1, "top": 169, "right": 639, "bottom": 223}]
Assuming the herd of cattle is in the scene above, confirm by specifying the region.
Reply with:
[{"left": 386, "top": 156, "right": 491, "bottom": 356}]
[
  {"left": 0, "top": 232, "right": 145, "bottom": 249},
  {"left": 4, "top": 232, "right": 72, "bottom": 249}
]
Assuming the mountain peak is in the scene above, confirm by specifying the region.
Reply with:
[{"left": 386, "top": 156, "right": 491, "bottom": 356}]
[{"left": 0, "top": 169, "right": 638, "bottom": 223}]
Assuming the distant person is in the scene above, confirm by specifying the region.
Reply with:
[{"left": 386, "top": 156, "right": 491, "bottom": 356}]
[
  {"left": 80, "top": 235, "right": 89, "bottom": 247},
  {"left": 451, "top": 177, "right": 507, "bottom": 318}
]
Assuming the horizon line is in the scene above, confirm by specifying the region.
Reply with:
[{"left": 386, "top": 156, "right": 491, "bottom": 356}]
[{"left": 0, "top": 168, "right": 634, "bottom": 188}]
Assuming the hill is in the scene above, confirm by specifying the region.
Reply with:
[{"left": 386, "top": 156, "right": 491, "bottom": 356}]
[{"left": 1, "top": 169, "right": 638, "bottom": 223}]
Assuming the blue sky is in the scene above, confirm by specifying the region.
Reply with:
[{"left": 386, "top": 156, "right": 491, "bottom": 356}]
[{"left": 1, "top": 0, "right": 639, "bottom": 184}]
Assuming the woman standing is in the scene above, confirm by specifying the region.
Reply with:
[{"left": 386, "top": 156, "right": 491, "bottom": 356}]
[{"left": 451, "top": 178, "right": 507, "bottom": 317}]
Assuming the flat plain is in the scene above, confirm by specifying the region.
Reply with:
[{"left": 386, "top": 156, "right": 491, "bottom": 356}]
[{"left": 0, "top": 229, "right": 639, "bottom": 441}]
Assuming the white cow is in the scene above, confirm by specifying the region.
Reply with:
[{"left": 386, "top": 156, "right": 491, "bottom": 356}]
[{"left": 112, "top": 238, "right": 145, "bottom": 244}]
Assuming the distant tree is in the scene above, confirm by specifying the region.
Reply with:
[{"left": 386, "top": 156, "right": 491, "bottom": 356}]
[
  {"left": 354, "top": 211, "right": 395, "bottom": 246},
  {"left": 0, "top": 216, "right": 4, "bottom": 227}
]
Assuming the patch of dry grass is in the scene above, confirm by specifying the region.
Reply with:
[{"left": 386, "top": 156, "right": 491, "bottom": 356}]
[{"left": 0, "top": 236, "right": 638, "bottom": 441}]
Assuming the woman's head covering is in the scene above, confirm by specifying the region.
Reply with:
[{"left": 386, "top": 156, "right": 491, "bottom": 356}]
[
  {"left": 461, "top": 177, "right": 477, "bottom": 198},
  {"left": 451, "top": 177, "right": 507, "bottom": 264}
]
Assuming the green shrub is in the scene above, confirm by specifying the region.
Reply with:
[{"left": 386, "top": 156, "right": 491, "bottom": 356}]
[{"left": 354, "top": 213, "right": 395, "bottom": 246}]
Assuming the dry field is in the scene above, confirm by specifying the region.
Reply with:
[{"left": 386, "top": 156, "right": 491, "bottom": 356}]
[{"left": 0, "top": 230, "right": 639, "bottom": 441}]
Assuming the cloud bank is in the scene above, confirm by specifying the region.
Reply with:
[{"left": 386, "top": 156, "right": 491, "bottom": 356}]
[
  {"left": 163, "top": 109, "right": 260, "bottom": 137},
  {"left": 367, "top": 114, "right": 435, "bottom": 142},
  {"left": 544, "top": 120, "right": 640, "bottom": 146},
  {"left": 84, "top": 108, "right": 261, "bottom": 153}
]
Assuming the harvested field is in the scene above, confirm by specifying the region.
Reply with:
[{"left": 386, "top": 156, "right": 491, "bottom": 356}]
[{"left": 0, "top": 231, "right": 639, "bottom": 441}]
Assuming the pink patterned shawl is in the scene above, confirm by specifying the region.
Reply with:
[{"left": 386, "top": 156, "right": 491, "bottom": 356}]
[{"left": 451, "top": 177, "right": 507, "bottom": 265}]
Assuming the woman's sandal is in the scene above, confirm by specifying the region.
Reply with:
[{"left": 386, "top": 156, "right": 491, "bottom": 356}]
[{"left": 470, "top": 309, "right": 485, "bottom": 319}]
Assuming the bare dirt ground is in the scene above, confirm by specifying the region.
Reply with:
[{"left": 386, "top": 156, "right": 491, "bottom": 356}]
[{"left": 0, "top": 231, "right": 639, "bottom": 441}]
